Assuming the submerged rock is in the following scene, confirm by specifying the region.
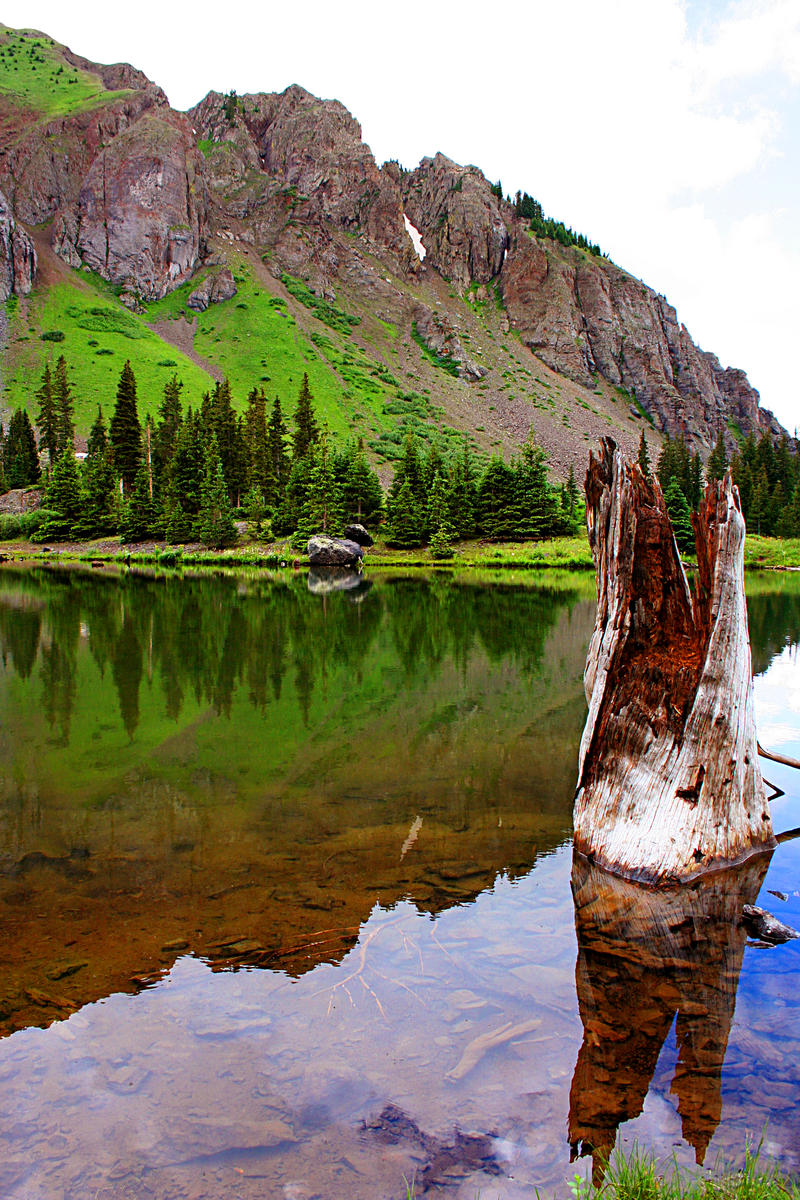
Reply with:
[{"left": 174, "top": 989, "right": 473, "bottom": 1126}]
[{"left": 307, "top": 535, "right": 363, "bottom": 567}]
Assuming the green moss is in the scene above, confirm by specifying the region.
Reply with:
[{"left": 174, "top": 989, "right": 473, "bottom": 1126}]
[{"left": 411, "top": 322, "right": 460, "bottom": 378}]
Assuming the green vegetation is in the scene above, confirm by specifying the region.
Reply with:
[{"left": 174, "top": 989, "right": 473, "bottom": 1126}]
[
  {"left": 411, "top": 321, "right": 460, "bottom": 377},
  {"left": 514, "top": 190, "right": 604, "bottom": 257},
  {"left": 0, "top": 27, "right": 131, "bottom": 117},
  {"left": 4, "top": 278, "right": 213, "bottom": 430},
  {"left": 280, "top": 272, "right": 360, "bottom": 335}
]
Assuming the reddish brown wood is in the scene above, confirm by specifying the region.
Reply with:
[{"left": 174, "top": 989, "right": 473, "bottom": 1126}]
[{"left": 574, "top": 438, "right": 775, "bottom": 884}]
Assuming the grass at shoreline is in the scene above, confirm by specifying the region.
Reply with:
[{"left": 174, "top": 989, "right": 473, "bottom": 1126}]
[{"left": 3, "top": 532, "right": 800, "bottom": 576}]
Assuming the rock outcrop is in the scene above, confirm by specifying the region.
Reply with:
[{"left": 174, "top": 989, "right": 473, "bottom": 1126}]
[
  {"left": 403, "top": 154, "right": 509, "bottom": 289},
  {"left": 402, "top": 156, "right": 780, "bottom": 449},
  {"left": 413, "top": 304, "right": 485, "bottom": 381},
  {"left": 187, "top": 267, "right": 237, "bottom": 312},
  {"left": 0, "top": 187, "right": 36, "bottom": 298}
]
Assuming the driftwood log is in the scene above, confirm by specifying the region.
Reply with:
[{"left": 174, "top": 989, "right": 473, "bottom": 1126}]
[{"left": 574, "top": 439, "right": 775, "bottom": 884}]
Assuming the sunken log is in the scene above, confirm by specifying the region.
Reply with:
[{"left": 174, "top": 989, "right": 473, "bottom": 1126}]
[{"left": 573, "top": 438, "right": 775, "bottom": 884}]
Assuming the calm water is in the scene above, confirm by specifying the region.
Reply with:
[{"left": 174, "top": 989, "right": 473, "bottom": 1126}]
[{"left": 0, "top": 564, "right": 798, "bottom": 1199}]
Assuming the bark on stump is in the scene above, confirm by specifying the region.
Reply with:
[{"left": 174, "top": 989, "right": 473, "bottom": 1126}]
[{"left": 574, "top": 438, "right": 775, "bottom": 884}]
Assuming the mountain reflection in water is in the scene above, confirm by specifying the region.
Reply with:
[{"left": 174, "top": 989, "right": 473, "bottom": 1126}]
[{"left": 0, "top": 565, "right": 797, "bottom": 1199}]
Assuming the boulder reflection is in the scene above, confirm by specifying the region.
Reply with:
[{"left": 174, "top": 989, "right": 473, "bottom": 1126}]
[{"left": 568, "top": 851, "right": 771, "bottom": 1181}]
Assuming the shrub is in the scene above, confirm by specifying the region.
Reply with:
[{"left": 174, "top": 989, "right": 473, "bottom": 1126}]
[{"left": 41, "top": 330, "right": 65, "bottom": 342}]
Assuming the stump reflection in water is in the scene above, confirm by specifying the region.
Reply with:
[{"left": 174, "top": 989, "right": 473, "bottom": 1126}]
[{"left": 568, "top": 851, "right": 771, "bottom": 1183}]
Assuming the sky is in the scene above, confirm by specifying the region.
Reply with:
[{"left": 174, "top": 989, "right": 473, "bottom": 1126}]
[{"left": 5, "top": 0, "right": 799, "bottom": 431}]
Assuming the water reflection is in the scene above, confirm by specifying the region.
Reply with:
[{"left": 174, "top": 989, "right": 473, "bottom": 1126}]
[{"left": 568, "top": 853, "right": 771, "bottom": 1182}]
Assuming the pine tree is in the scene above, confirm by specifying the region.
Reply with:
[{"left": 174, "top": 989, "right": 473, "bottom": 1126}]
[
  {"left": 34, "top": 449, "right": 81, "bottom": 540},
  {"left": 447, "top": 441, "right": 478, "bottom": 538},
  {"left": 637, "top": 430, "right": 651, "bottom": 476},
  {"left": 299, "top": 430, "right": 341, "bottom": 537},
  {"left": 53, "top": 355, "right": 74, "bottom": 458},
  {"left": 292, "top": 373, "right": 320, "bottom": 461},
  {"left": 243, "top": 484, "right": 269, "bottom": 539},
  {"left": 167, "top": 413, "right": 203, "bottom": 521},
  {"left": 245, "top": 386, "right": 269, "bottom": 494},
  {"left": 385, "top": 478, "right": 425, "bottom": 547},
  {"left": 35, "top": 362, "right": 58, "bottom": 466},
  {"left": 266, "top": 395, "right": 290, "bottom": 505},
  {"left": 119, "top": 461, "right": 157, "bottom": 544},
  {"left": 340, "top": 442, "right": 383, "bottom": 526},
  {"left": 76, "top": 450, "right": 117, "bottom": 539},
  {"left": 154, "top": 375, "right": 183, "bottom": 482},
  {"left": 87, "top": 406, "right": 109, "bottom": 459},
  {"left": 515, "top": 431, "right": 557, "bottom": 539},
  {"left": 664, "top": 478, "right": 695, "bottom": 555},
  {"left": 197, "top": 436, "right": 237, "bottom": 547},
  {"left": 707, "top": 430, "right": 728, "bottom": 481},
  {"left": 4, "top": 409, "right": 40, "bottom": 488},
  {"left": 477, "top": 457, "right": 518, "bottom": 540},
  {"left": 110, "top": 360, "right": 142, "bottom": 495},
  {"left": 689, "top": 452, "right": 703, "bottom": 511}
]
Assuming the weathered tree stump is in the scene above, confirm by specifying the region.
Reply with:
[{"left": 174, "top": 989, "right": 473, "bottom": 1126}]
[{"left": 574, "top": 438, "right": 775, "bottom": 883}]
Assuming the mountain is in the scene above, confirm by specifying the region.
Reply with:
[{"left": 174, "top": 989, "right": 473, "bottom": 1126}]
[{"left": 0, "top": 24, "right": 784, "bottom": 477}]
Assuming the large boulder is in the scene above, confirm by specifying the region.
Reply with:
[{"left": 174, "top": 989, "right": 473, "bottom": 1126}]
[
  {"left": 343, "top": 523, "right": 374, "bottom": 547},
  {"left": 307, "top": 535, "right": 363, "bottom": 567}
]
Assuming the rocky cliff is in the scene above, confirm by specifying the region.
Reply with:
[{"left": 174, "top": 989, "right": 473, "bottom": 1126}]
[
  {"left": 0, "top": 23, "right": 784, "bottom": 458},
  {"left": 0, "top": 186, "right": 36, "bottom": 300}
]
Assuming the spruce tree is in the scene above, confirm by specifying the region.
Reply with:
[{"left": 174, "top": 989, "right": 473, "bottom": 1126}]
[
  {"left": 707, "top": 431, "right": 728, "bottom": 481},
  {"left": 300, "top": 430, "right": 341, "bottom": 537},
  {"left": 477, "top": 457, "right": 517, "bottom": 540},
  {"left": 637, "top": 430, "right": 651, "bottom": 476},
  {"left": 35, "top": 450, "right": 81, "bottom": 540},
  {"left": 245, "top": 386, "right": 269, "bottom": 495},
  {"left": 340, "top": 442, "right": 383, "bottom": 526},
  {"left": 266, "top": 395, "right": 290, "bottom": 504},
  {"left": 87, "top": 406, "right": 109, "bottom": 459},
  {"left": 197, "top": 436, "right": 237, "bottom": 547},
  {"left": 385, "top": 478, "right": 425, "bottom": 547},
  {"left": 35, "top": 362, "right": 58, "bottom": 466},
  {"left": 119, "top": 461, "right": 157, "bottom": 544},
  {"left": 664, "top": 478, "right": 695, "bottom": 555},
  {"left": 4, "top": 409, "right": 40, "bottom": 488},
  {"left": 110, "top": 360, "right": 142, "bottom": 495},
  {"left": 515, "top": 431, "right": 556, "bottom": 539},
  {"left": 53, "top": 355, "right": 74, "bottom": 458},
  {"left": 448, "top": 441, "right": 478, "bottom": 538},
  {"left": 154, "top": 375, "right": 183, "bottom": 481},
  {"left": 291, "top": 373, "right": 320, "bottom": 461}
]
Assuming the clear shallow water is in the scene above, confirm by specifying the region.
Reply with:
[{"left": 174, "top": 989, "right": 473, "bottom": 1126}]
[{"left": 0, "top": 564, "right": 798, "bottom": 1199}]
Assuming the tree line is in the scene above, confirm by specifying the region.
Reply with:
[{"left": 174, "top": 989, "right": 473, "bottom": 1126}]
[
  {"left": 0, "top": 356, "right": 583, "bottom": 550},
  {"left": 636, "top": 427, "right": 800, "bottom": 553}
]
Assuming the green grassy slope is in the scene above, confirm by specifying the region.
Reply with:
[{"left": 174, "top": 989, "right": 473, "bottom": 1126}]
[
  {"left": 0, "top": 26, "right": 131, "bottom": 117},
  {"left": 3, "top": 275, "right": 215, "bottom": 431}
]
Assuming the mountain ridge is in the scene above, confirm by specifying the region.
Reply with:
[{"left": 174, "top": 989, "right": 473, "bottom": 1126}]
[{"left": 0, "top": 24, "right": 785, "bottom": 478}]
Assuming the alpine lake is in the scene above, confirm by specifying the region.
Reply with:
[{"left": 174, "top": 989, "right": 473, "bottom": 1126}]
[{"left": 0, "top": 561, "right": 799, "bottom": 1200}]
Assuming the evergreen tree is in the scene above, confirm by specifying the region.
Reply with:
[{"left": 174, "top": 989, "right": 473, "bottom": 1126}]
[
  {"left": 167, "top": 413, "right": 203, "bottom": 521},
  {"left": 385, "top": 477, "right": 425, "bottom": 547},
  {"left": 637, "top": 430, "right": 651, "bottom": 476},
  {"left": 53, "top": 355, "right": 74, "bottom": 458},
  {"left": 477, "top": 457, "right": 518, "bottom": 540},
  {"left": 110, "top": 360, "right": 142, "bottom": 494},
  {"left": 339, "top": 441, "right": 383, "bottom": 526},
  {"left": 154, "top": 375, "right": 183, "bottom": 482},
  {"left": 515, "top": 431, "right": 557, "bottom": 539},
  {"left": 688, "top": 452, "right": 703, "bottom": 511},
  {"left": 76, "top": 451, "right": 117, "bottom": 539},
  {"left": 266, "top": 395, "right": 290, "bottom": 505},
  {"left": 197, "top": 436, "right": 237, "bottom": 547},
  {"left": 243, "top": 484, "right": 269, "bottom": 539},
  {"left": 292, "top": 373, "right": 320, "bottom": 461},
  {"left": 87, "top": 406, "right": 109, "bottom": 459},
  {"left": 35, "top": 362, "right": 58, "bottom": 465},
  {"left": 299, "top": 430, "right": 341, "bottom": 537},
  {"left": 565, "top": 464, "right": 581, "bottom": 523},
  {"left": 707, "top": 430, "right": 728, "bottom": 481},
  {"left": 4, "top": 409, "right": 40, "bottom": 488},
  {"left": 245, "top": 386, "right": 269, "bottom": 495},
  {"left": 663, "top": 478, "right": 695, "bottom": 555},
  {"left": 749, "top": 468, "right": 770, "bottom": 535},
  {"left": 447, "top": 441, "right": 478, "bottom": 538},
  {"left": 119, "top": 461, "right": 157, "bottom": 544},
  {"left": 0, "top": 425, "right": 6, "bottom": 495},
  {"left": 34, "top": 450, "right": 81, "bottom": 540}
]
